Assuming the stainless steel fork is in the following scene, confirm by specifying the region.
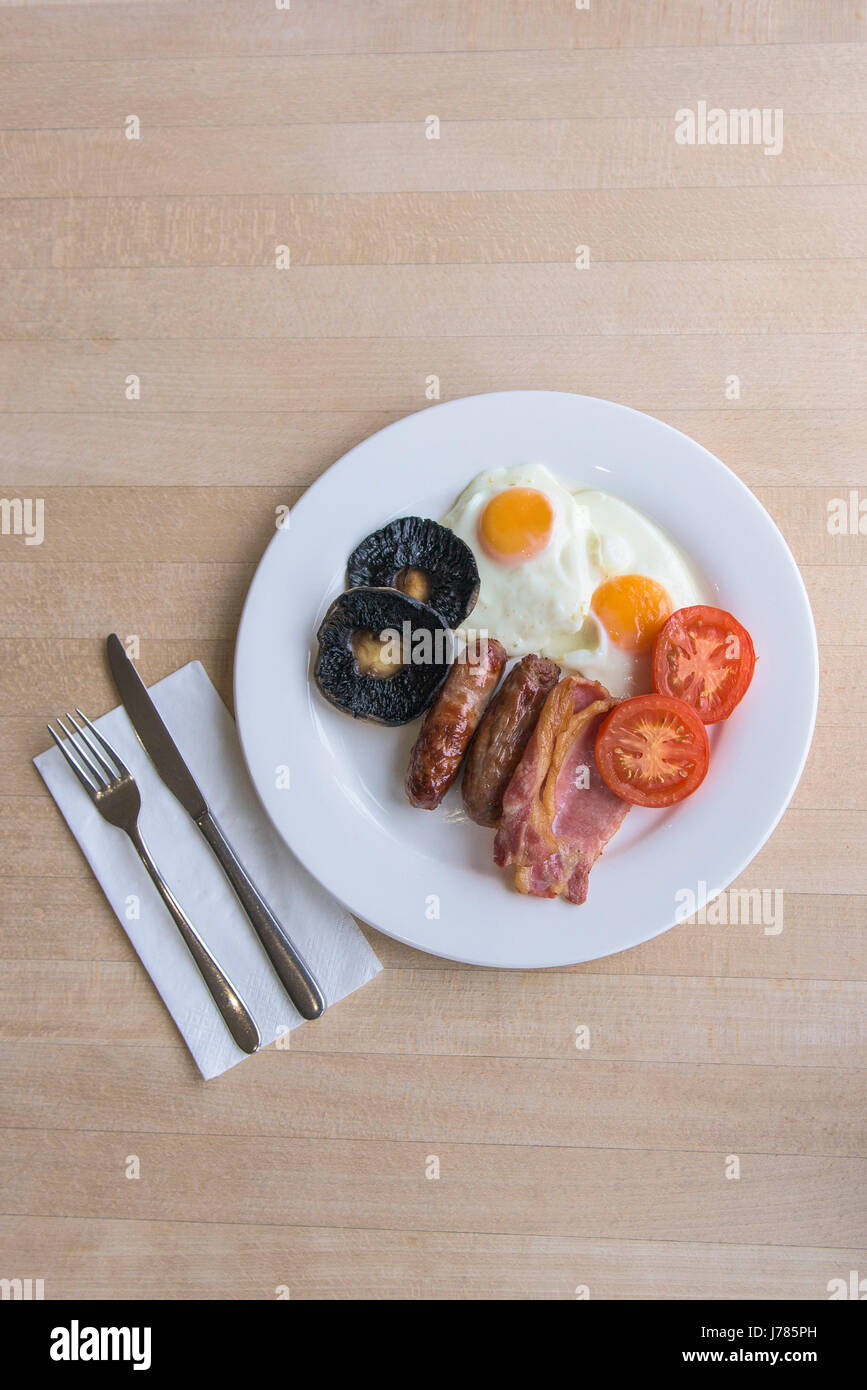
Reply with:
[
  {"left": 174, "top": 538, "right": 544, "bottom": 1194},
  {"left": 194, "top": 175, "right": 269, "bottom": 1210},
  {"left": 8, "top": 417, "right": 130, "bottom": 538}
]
[{"left": 48, "top": 709, "right": 261, "bottom": 1055}]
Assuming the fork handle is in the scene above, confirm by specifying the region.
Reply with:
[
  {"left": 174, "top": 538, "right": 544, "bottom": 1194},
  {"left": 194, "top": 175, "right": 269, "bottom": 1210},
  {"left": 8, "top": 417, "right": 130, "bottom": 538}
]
[
  {"left": 129, "top": 827, "right": 261, "bottom": 1055},
  {"left": 197, "top": 810, "right": 326, "bottom": 1021}
]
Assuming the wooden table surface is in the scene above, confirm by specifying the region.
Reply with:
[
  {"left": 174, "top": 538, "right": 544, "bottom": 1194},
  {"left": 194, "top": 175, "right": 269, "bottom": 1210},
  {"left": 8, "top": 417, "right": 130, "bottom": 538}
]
[{"left": 1, "top": 1, "right": 865, "bottom": 1301}]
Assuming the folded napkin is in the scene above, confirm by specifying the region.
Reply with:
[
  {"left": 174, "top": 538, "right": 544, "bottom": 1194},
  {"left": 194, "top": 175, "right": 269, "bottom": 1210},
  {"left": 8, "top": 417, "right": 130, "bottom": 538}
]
[{"left": 34, "top": 660, "right": 381, "bottom": 1079}]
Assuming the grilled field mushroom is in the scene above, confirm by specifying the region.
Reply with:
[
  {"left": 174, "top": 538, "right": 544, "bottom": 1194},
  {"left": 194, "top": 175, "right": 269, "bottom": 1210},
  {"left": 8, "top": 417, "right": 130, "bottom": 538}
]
[
  {"left": 346, "top": 517, "right": 480, "bottom": 629},
  {"left": 314, "top": 586, "right": 454, "bottom": 725}
]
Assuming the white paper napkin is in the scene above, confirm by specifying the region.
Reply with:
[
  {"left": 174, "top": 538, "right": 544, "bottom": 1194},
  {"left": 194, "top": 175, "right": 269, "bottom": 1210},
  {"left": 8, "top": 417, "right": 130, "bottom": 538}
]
[{"left": 34, "top": 660, "right": 382, "bottom": 1079}]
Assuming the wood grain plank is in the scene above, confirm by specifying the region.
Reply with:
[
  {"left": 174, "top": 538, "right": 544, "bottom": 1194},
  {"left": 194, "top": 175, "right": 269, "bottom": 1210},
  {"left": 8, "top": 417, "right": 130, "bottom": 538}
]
[
  {"left": 0, "top": 634, "right": 859, "bottom": 731},
  {"left": 2, "top": 1044, "right": 863, "bottom": 1155},
  {"left": 5, "top": 262, "right": 863, "bottom": 340},
  {"left": 3, "top": 873, "right": 864, "bottom": 984},
  {"left": 2, "top": 1127, "right": 864, "bottom": 1246},
  {"left": 0, "top": 637, "right": 237, "bottom": 712},
  {"left": 786, "top": 727, "right": 863, "bottom": 807},
  {"left": 1, "top": 337, "right": 862, "bottom": 413},
  {"left": 2, "top": 959, "right": 864, "bottom": 1070},
  {"left": 289, "top": 971, "right": 867, "bottom": 1068},
  {"left": 2, "top": 116, "right": 863, "bottom": 198},
  {"left": 753, "top": 489, "right": 867, "bottom": 566},
  {"left": 0, "top": 486, "right": 297, "bottom": 562},
  {"left": 2, "top": 188, "right": 864, "bottom": 269},
  {"left": 363, "top": 893, "right": 867, "bottom": 980},
  {"left": 0, "top": 1, "right": 862, "bottom": 62},
  {"left": 0, "top": 410, "right": 403, "bottom": 484},
  {"left": 801, "top": 567, "right": 867, "bottom": 644},
  {"left": 818, "top": 646, "right": 867, "bottom": 725},
  {"left": 1, "top": 1214, "right": 863, "bottom": 1300},
  {"left": 0, "top": 561, "right": 255, "bottom": 638},
  {"left": 2, "top": 409, "right": 864, "bottom": 488},
  {"left": 3, "top": 46, "right": 864, "bottom": 128}
]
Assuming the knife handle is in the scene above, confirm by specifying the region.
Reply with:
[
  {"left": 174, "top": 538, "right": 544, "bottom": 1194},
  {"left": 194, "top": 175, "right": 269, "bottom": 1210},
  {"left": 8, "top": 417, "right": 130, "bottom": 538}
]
[{"left": 197, "top": 811, "right": 326, "bottom": 1021}]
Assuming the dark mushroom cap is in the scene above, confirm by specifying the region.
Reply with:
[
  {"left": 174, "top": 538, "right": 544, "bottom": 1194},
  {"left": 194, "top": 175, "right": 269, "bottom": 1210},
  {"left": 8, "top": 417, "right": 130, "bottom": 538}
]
[
  {"left": 314, "top": 586, "right": 454, "bottom": 726},
  {"left": 346, "top": 517, "right": 480, "bottom": 629}
]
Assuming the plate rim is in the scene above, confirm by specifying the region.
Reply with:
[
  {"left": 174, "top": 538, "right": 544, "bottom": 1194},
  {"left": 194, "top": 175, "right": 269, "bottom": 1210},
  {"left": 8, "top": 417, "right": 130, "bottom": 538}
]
[{"left": 233, "top": 389, "right": 819, "bottom": 968}]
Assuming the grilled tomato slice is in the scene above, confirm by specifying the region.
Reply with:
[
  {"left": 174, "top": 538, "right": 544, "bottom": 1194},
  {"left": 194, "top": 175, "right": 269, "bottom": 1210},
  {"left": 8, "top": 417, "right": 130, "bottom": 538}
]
[
  {"left": 652, "top": 605, "right": 755, "bottom": 724},
  {"left": 595, "top": 693, "right": 710, "bottom": 808}
]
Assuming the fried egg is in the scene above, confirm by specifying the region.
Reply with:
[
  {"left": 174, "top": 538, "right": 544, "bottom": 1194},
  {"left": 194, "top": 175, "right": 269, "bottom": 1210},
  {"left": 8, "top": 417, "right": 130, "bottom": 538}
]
[
  {"left": 440, "top": 464, "right": 596, "bottom": 657},
  {"left": 441, "top": 465, "right": 706, "bottom": 697},
  {"left": 557, "top": 489, "right": 705, "bottom": 696}
]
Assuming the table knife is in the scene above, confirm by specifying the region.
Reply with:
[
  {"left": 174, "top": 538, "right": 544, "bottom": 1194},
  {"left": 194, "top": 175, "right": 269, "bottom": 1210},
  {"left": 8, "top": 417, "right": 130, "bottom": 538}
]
[{"left": 106, "top": 633, "right": 325, "bottom": 1020}]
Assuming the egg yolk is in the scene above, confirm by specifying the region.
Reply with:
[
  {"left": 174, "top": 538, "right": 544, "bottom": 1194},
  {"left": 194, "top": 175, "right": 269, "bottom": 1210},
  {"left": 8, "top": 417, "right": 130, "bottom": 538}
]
[
  {"left": 478, "top": 487, "right": 554, "bottom": 564},
  {"left": 591, "top": 574, "right": 673, "bottom": 653}
]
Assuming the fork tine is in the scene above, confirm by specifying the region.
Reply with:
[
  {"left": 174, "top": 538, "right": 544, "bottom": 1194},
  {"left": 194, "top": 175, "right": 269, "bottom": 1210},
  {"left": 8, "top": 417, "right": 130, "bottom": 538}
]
[
  {"left": 67, "top": 710, "right": 118, "bottom": 783},
  {"left": 57, "top": 714, "right": 108, "bottom": 788},
  {"left": 47, "top": 721, "right": 100, "bottom": 796},
  {"left": 74, "top": 707, "right": 131, "bottom": 780}
]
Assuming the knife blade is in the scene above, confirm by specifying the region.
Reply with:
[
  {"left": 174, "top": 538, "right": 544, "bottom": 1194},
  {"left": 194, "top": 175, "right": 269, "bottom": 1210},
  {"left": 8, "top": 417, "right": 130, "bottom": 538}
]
[
  {"left": 106, "top": 633, "right": 325, "bottom": 1020},
  {"left": 107, "top": 634, "right": 207, "bottom": 820}
]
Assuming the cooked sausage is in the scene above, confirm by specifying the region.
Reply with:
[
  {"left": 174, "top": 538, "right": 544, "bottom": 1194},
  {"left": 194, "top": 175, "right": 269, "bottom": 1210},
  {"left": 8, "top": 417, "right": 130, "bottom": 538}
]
[
  {"left": 406, "top": 635, "right": 507, "bottom": 809},
  {"left": 461, "top": 653, "right": 561, "bottom": 826}
]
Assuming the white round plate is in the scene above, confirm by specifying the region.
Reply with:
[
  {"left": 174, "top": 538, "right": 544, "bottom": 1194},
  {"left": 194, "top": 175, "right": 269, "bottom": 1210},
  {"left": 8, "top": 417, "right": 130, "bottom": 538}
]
[{"left": 234, "top": 392, "right": 818, "bottom": 968}]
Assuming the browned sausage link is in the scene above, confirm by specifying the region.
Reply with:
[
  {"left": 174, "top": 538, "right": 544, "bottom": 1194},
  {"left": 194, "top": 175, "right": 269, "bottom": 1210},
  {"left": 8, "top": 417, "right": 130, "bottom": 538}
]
[
  {"left": 406, "top": 635, "right": 507, "bottom": 809},
  {"left": 461, "top": 654, "right": 561, "bottom": 826}
]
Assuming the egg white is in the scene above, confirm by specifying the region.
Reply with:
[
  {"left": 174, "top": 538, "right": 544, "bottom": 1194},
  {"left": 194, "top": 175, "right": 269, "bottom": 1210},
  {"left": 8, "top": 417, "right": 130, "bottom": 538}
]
[
  {"left": 440, "top": 463, "right": 595, "bottom": 658},
  {"left": 441, "top": 466, "right": 707, "bottom": 697},
  {"left": 559, "top": 489, "right": 706, "bottom": 696}
]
